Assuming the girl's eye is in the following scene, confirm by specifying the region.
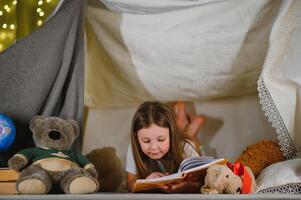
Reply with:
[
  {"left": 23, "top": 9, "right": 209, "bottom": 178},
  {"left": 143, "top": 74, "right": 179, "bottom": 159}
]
[
  {"left": 143, "top": 140, "right": 150, "bottom": 143},
  {"left": 158, "top": 138, "right": 165, "bottom": 142}
]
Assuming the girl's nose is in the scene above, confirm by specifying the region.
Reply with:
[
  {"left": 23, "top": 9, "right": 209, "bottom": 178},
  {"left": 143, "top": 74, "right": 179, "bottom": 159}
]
[{"left": 149, "top": 142, "right": 158, "bottom": 150}]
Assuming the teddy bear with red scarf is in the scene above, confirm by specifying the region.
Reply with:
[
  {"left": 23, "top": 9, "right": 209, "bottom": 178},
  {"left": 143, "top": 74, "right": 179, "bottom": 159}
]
[{"left": 201, "top": 162, "right": 257, "bottom": 194}]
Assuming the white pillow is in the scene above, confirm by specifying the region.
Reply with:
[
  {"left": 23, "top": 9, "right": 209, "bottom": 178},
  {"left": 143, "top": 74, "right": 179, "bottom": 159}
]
[{"left": 256, "top": 158, "right": 301, "bottom": 194}]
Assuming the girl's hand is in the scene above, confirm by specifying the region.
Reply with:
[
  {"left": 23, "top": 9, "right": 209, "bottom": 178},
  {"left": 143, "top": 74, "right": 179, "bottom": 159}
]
[
  {"left": 146, "top": 172, "right": 168, "bottom": 179},
  {"left": 158, "top": 174, "right": 200, "bottom": 193},
  {"left": 158, "top": 180, "right": 201, "bottom": 193}
]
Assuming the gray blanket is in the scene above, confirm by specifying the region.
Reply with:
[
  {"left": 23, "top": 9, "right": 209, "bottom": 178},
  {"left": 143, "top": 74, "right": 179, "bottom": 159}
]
[{"left": 0, "top": 0, "right": 84, "bottom": 166}]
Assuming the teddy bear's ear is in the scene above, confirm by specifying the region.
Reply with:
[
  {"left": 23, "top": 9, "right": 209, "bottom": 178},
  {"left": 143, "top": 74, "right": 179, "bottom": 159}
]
[
  {"left": 67, "top": 119, "right": 80, "bottom": 137},
  {"left": 30, "top": 115, "right": 46, "bottom": 131}
]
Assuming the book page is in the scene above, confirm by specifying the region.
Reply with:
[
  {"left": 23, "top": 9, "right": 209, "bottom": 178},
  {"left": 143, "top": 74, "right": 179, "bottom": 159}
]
[
  {"left": 179, "top": 156, "right": 214, "bottom": 172},
  {"left": 182, "top": 158, "right": 227, "bottom": 174}
]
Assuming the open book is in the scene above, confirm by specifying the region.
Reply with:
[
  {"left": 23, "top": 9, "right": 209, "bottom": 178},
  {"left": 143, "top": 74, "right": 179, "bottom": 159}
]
[{"left": 133, "top": 157, "right": 227, "bottom": 192}]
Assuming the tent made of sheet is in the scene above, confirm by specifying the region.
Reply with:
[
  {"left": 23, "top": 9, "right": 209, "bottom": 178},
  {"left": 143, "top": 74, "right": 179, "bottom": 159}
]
[{"left": 0, "top": 0, "right": 301, "bottom": 198}]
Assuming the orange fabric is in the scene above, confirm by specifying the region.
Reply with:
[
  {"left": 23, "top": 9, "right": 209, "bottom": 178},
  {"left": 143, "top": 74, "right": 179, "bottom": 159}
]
[
  {"left": 227, "top": 162, "right": 252, "bottom": 194},
  {"left": 241, "top": 167, "right": 252, "bottom": 194}
]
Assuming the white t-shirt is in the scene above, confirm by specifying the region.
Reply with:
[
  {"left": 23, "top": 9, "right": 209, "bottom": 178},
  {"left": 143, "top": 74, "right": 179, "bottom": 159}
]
[{"left": 126, "top": 141, "right": 199, "bottom": 175}]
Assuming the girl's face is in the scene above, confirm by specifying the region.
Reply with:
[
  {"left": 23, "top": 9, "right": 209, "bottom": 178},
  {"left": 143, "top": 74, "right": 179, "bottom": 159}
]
[{"left": 137, "top": 123, "right": 170, "bottom": 160}]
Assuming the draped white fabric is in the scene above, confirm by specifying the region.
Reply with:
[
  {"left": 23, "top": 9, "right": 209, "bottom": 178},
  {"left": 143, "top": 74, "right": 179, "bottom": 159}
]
[
  {"left": 85, "top": 0, "right": 281, "bottom": 107},
  {"left": 258, "top": 0, "right": 301, "bottom": 159},
  {"left": 84, "top": 0, "right": 301, "bottom": 162}
]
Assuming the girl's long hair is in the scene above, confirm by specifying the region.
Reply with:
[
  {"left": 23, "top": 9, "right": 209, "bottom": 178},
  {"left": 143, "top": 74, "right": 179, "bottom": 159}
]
[{"left": 131, "top": 101, "right": 185, "bottom": 178}]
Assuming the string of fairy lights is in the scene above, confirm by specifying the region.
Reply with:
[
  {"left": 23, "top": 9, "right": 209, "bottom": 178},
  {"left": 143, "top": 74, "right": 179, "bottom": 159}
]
[{"left": 0, "top": 0, "right": 58, "bottom": 52}]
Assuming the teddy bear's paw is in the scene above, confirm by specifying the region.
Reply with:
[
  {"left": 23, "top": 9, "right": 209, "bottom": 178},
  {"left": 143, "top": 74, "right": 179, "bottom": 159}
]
[
  {"left": 17, "top": 179, "right": 47, "bottom": 194},
  {"left": 8, "top": 155, "right": 27, "bottom": 171},
  {"left": 68, "top": 176, "right": 99, "bottom": 194},
  {"left": 200, "top": 186, "right": 219, "bottom": 194}
]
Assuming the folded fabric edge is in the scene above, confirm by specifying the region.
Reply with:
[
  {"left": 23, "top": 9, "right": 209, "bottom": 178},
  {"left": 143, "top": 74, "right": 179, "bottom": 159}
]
[{"left": 257, "top": 77, "right": 297, "bottom": 159}]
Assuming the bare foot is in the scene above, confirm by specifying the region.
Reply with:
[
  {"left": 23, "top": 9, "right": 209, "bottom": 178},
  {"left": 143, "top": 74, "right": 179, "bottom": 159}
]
[
  {"left": 185, "top": 116, "right": 204, "bottom": 146},
  {"left": 173, "top": 102, "right": 204, "bottom": 147}
]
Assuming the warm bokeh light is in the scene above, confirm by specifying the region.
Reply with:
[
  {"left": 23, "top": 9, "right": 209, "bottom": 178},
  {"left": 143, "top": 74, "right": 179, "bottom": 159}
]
[
  {"left": 0, "top": 0, "right": 58, "bottom": 52},
  {"left": 37, "top": 19, "right": 43, "bottom": 26},
  {"left": 39, "top": 11, "right": 44, "bottom": 16}
]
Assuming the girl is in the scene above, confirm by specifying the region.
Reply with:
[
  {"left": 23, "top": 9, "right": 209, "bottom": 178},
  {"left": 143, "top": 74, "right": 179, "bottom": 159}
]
[{"left": 126, "top": 101, "right": 203, "bottom": 193}]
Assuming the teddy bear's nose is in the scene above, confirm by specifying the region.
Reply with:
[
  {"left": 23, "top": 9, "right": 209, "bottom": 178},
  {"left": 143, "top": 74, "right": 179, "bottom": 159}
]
[{"left": 49, "top": 131, "right": 61, "bottom": 140}]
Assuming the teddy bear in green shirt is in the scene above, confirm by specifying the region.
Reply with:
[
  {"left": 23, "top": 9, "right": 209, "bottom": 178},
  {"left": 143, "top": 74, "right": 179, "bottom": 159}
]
[{"left": 8, "top": 116, "right": 99, "bottom": 194}]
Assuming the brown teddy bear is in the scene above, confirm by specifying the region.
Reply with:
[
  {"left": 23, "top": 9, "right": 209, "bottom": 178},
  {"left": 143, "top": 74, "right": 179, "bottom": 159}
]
[
  {"left": 8, "top": 116, "right": 99, "bottom": 194},
  {"left": 86, "top": 147, "right": 123, "bottom": 192},
  {"left": 235, "top": 140, "right": 285, "bottom": 178},
  {"left": 201, "top": 163, "right": 257, "bottom": 194}
]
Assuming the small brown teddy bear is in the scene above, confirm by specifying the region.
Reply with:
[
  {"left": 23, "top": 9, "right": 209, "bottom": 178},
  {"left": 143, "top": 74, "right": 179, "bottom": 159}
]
[
  {"left": 201, "top": 164, "right": 257, "bottom": 194},
  {"left": 201, "top": 140, "right": 284, "bottom": 194},
  {"left": 86, "top": 147, "right": 123, "bottom": 192},
  {"left": 236, "top": 140, "right": 285, "bottom": 178},
  {"left": 8, "top": 116, "right": 99, "bottom": 194}
]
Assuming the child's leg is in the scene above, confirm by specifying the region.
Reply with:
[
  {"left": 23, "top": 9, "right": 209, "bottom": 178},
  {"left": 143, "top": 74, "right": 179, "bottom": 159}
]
[
  {"left": 173, "top": 101, "right": 204, "bottom": 147},
  {"left": 185, "top": 116, "right": 204, "bottom": 146},
  {"left": 174, "top": 102, "right": 189, "bottom": 132}
]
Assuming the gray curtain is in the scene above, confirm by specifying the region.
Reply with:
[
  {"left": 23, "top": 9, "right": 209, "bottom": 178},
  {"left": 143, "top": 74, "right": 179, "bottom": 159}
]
[{"left": 0, "top": 0, "right": 84, "bottom": 166}]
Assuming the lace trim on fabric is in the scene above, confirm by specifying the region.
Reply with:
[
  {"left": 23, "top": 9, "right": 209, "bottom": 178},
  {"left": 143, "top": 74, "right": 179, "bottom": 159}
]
[
  {"left": 257, "top": 77, "right": 297, "bottom": 159},
  {"left": 257, "top": 183, "right": 301, "bottom": 194}
]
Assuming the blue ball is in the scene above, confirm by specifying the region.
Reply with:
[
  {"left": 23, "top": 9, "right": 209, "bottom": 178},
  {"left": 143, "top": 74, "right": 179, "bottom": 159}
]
[{"left": 0, "top": 114, "right": 16, "bottom": 152}]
